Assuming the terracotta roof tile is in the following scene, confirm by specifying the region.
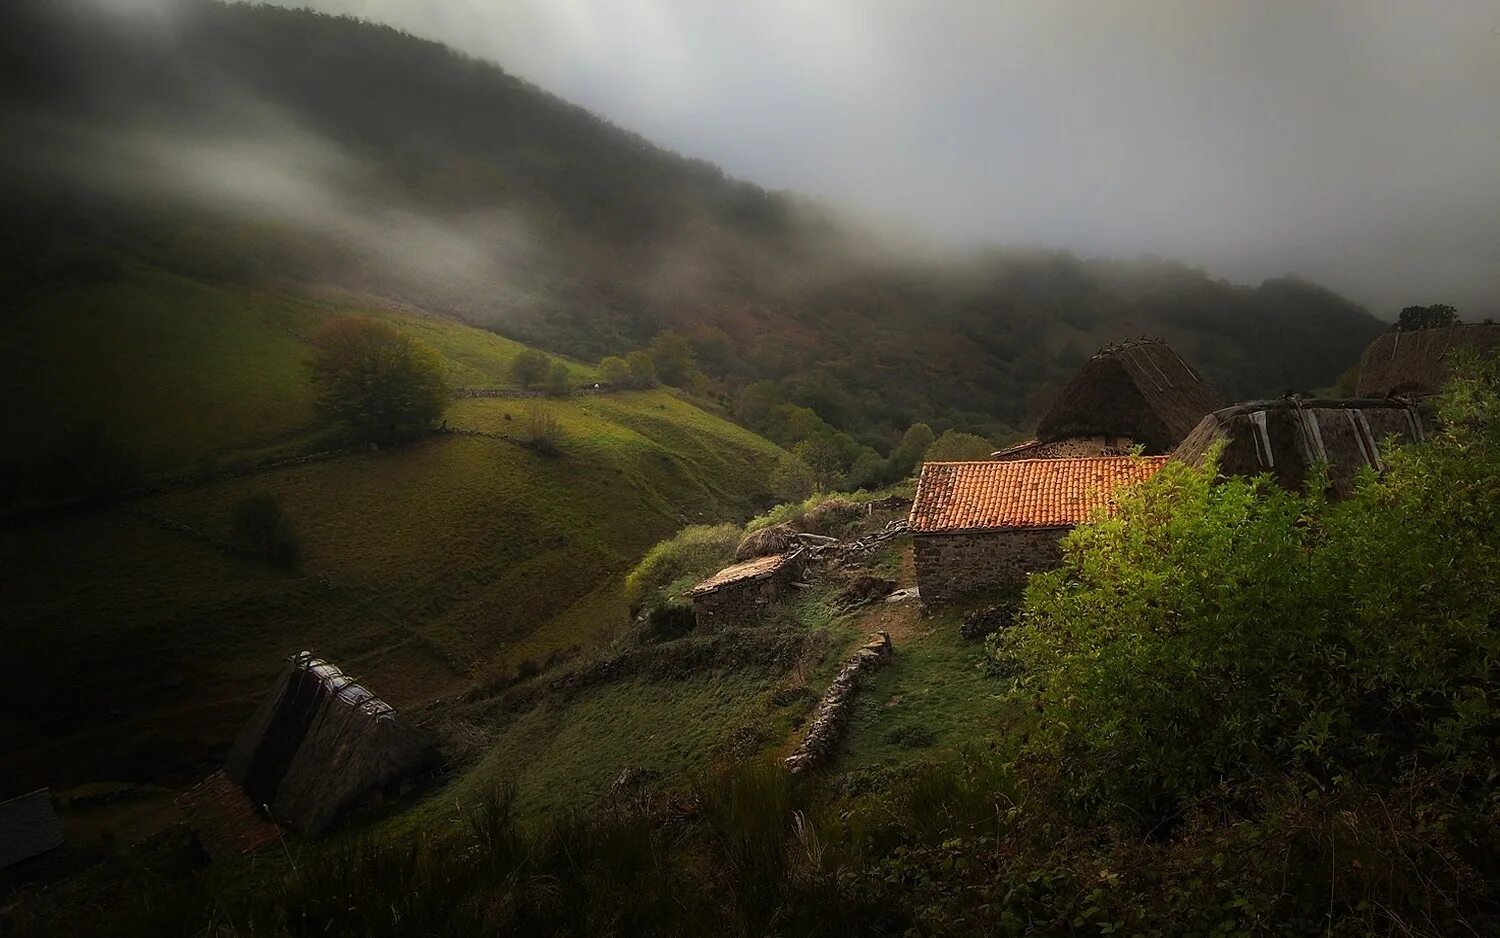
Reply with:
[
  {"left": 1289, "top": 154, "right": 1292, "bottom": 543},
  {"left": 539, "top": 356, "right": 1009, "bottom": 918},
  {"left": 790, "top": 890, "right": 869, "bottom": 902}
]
[
  {"left": 910, "top": 457, "right": 1168, "bottom": 534},
  {"left": 687, "top": 553, "right": 791, "bottom": 596}
]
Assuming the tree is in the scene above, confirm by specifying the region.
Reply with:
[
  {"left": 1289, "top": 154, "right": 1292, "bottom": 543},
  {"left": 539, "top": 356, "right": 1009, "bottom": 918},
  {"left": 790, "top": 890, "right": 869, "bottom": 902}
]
[
  {"left": 1395, "top": 303, "right": 1459, "bottom": 332},
  {"left": 545, "top": 361, "right": 571, "bottom": 397},
  {"left": 924, "top": 429, "right": 991, "bottom": 462},
  {"left": 599, "top": 355, "right": 631, "bottom": 387},
  {"left": 626, "top": 351, "right": 658, "bottom": 389},
  {"left": 792, "top": 436, "right": 845, "bottom": 491},
  {"left": 511, "top": 348, "right": 551, "bottom": 389},
  {"left": 308, "top": 317, "right": 448, "bottom": 444},
  {"left": 768, "top": 452, "right": 816, "bottom": 502},
  {"left": 647, "top": 330, "right": 695, "bottom": 386},
  {"left": 889, "top": 423, "right": 936, "bottom": 477},
  {"left": 231, "top": 493, "right": 300, "bottom": 570}
]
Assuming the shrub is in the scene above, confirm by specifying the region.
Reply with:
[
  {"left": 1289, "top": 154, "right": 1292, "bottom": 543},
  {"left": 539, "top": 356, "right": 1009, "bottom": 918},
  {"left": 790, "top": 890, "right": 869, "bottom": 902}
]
[
  {"left": 544, "top": 360, "right": 571, "bottom": 397},
  {"left": 598, "top": 355, "right": 631, "bottom": 386},
  {"left": 510, "top": 348, "right": 550, "bottom": 389},
  {"left": 519, "top": 402, "right": 562, "bottom": 455},
  {"left": 625, "top": 523, "right": 741, "bottom": 613},
  {"left": 625, "top": 350, "right": 658, "bottom": 389},
  {"left": 231, "top": 493, "right": 301, "bottom": 570},
  {"left": 994, "top": 352, "right": 1500, "bottom": 821},
  {"left": 308, "top": 317, "right": 449, "bottom": 444},
  {"left": 923, "top": 429, "right": 993, "bottom": 462}
]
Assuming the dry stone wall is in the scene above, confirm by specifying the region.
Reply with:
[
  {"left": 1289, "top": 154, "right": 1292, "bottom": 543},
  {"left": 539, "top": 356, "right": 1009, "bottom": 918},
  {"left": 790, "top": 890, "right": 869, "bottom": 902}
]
[{"left": 784, "top": 631, "right": 892, "bottom": 773}]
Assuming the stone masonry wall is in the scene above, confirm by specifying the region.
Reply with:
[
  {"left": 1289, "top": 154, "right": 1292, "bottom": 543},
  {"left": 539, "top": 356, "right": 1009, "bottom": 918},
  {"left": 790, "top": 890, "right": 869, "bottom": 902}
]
[
  {"left": 692, "top": 572, "right": 791, "bottom": 632},
  {"left": 913, "top": 527, "right": 1068, "bottom": 605}
]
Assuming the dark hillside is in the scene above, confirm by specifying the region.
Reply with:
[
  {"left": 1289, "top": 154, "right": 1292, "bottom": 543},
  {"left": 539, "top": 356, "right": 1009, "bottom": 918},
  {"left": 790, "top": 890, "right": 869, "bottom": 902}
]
[{"left": 2, "top": 1, "right": 1384, "bottom": 443}]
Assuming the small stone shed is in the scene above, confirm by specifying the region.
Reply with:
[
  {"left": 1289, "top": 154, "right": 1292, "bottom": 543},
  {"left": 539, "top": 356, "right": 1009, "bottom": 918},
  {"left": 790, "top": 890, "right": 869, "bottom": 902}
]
[
  {"left": 1356, "top": 323, "right": 1500, "bottom": 398},
  {"left": 1171, "top": 398, "right": 1429, "bottom": 497},
  {"left": 910, "top": 457, "right": 1168, "bottom": 604},
  {"left": 1036, "top": 339, "right": 1225, "bottom": 454},
  {"left": 224, "top": 652, "right": 436, "bottom": 838},
  {"left": 686, "top": 553, "right": 800, "bottom": 631}
]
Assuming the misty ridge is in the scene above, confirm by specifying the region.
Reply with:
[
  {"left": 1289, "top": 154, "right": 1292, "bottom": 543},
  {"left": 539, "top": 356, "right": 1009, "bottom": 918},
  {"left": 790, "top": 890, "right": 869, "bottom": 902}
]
[{"left": 3, "top": 0, "right": 1386, "bottom": 443}]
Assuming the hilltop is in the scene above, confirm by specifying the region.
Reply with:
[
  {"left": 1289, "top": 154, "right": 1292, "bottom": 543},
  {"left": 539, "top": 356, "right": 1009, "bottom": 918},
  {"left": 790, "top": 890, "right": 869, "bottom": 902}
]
[{"left": 4, "top": 0, "right": 1384, "bottom": 449}]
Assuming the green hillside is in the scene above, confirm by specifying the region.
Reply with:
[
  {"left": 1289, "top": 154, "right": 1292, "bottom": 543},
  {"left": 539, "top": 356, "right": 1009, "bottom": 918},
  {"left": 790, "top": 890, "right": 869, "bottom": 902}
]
[{"left": 0, "top": 266, "right": 785, "bottom": 792}]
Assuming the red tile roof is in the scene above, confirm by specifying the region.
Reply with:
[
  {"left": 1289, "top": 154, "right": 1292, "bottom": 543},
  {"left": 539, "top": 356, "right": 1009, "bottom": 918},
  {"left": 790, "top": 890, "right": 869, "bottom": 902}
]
[
  {"left": 910, "top": 457, "right": 1168, "bottom": 534},
  {"left": 687, "top": 553, "right": 791, "bottom": 597}
]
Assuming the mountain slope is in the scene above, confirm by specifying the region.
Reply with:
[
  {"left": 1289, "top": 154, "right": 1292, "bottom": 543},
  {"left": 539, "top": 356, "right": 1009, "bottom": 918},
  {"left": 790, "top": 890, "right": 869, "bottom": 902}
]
[{"left": 4, "top": 0, "right": 1385, "bottom": 446}]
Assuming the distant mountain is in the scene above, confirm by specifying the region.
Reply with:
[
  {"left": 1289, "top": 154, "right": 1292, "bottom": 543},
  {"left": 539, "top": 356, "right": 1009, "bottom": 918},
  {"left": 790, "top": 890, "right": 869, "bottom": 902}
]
[{"left": 2, "top": 0, "right": 1384, "bottom": 447}]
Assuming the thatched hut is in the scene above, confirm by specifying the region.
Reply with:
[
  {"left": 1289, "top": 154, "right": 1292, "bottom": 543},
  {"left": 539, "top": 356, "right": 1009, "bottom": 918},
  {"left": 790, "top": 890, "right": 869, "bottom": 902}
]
[
  {"left": 1036, "top": 339, "right": 1224, "bottom": 453},
  {"left": 0, "top": 789, "right": 63, "bottom": 868},
  {"left": 1356, "top": 323, "right": 1500, "bottom": 398},
  {"left": 1171, "top": 398, "right": 1428, "bottom": 497},
  {"left": 224, "top": 652, "right": 436, "bottom": 838},
  {"left": 686, "top": 553, "right": 801, "bottom": 631},
  {"left": 735, "top": 522, "right": 799, "bottom": 562},
  {"left": 909, "top": 457, "right": 1168, "bottom": 604}
]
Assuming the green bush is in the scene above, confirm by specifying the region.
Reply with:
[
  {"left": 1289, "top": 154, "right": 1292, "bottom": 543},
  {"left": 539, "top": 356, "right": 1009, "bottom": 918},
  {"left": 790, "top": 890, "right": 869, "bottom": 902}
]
[
  {"left": 995, "top": 352, "right": 1500, "bottom": 821},
  {"left": 230, "top": 493, "right": 301, "bottom": 570},
  {"left": 510, "top": 348, "right": 551, "bottom": 389},
  {"left": 624, "top": 523, "right": 741, "bottom": 613},
  {"left": 923, "top": 429, "right": 993, "bottom": 462}
]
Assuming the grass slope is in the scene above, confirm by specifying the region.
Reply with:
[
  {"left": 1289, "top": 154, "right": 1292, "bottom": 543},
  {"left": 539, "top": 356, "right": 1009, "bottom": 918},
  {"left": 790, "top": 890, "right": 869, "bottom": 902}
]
[
  {"left": 0, "top": 266, "right": 596, "bottom": 475},
  {"left": 0, "top": 269, "right": 782, "bottom": 793}
]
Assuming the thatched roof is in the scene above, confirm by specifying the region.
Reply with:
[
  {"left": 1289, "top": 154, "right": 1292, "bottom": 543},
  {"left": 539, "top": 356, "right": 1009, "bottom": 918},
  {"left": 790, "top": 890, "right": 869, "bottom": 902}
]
[
  {"left": 991, "top": 438, "right": 1135, "bottom": 460},
  {"left": 0, "top": 789, "right": 63, "bottom": 868},
  {"left": 910, "top": 457, "right": 1168, "bottom": 534},
  {"left": 687, "top": 554, "right": 793, "bottom": 597},
  {"left": 1036, "top": 339, "right": 1225, "bottom": 453},
  {"left": 735, "top": 522, "right": 799, "bottom": 562},
  {"left": 1356, "top": 324, "right": 1500, "bottom": 398},
  {"left": 224, "top": 652, "right": 436, "bottom": 838},
  {"left": 1171, "top": 398, "right": 1428, "bottom": 497}
]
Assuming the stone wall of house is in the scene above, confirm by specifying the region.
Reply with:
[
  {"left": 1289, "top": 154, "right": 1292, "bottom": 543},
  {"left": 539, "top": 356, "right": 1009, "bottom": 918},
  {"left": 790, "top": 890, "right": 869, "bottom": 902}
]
[
  {"left": 913, "top": 527, "right": 1069, "bottom": 604},
  {"left": 692, "top": 569, "right": 794, "bottom": 631}
]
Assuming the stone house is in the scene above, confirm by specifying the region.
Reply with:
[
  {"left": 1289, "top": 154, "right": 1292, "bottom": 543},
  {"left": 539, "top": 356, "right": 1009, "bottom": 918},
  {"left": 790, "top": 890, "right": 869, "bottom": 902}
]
[
  {"left": 1032, "top": 338, "right": 1225, "bottom": 455},
  {"left": 1171, "top": 397, "right": 1429, "bottom": 498},
  {"left": 910, "top": 456, "right": 1168, "bottom": 604},
  {"left": 686, "top": 553, "right": 800, "bottom": 631}
]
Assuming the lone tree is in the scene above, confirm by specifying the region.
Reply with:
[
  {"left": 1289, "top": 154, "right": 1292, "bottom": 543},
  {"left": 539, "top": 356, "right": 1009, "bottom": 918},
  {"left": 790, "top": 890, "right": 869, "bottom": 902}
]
[
  {"left": 1395, "top": 304, "right": 1459, "bottom": 332},
  {"left": 308, "top": 317, "right": 449, "bottom": 444},
  {"left": 511, "top": 348, "right": 551, "bottom": 389}
]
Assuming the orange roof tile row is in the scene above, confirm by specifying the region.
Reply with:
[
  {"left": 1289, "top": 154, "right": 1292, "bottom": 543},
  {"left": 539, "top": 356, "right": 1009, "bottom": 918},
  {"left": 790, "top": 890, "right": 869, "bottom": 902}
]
[
  {"left": 909, "top": 457, "right": 1168, "bottom": 534},
  {"left": 687, "top": 553, "right": 791, "bottom": 596}
]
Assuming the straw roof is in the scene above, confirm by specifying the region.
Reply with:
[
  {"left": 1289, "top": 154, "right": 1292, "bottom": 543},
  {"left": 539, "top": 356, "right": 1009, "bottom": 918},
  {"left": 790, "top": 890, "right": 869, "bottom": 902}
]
[
  {"left": 735, "top": 522, "right": 799, "bottom": 562},
  {"left": 1171, "top": 398, "right": 1428, "bottom": 497},
  {"left": 224, "top": 652, "right": 436, "bottom": 838},
  {"left": 0, "top": 789, "right": 63, "bottom": 868},
  {"left": 687, "top": 554, "right": 792, "bottom": 597},
  {"left": 1036, "top": 339, "right": 1225, "bottom": 453},
  {"left": 1356, "top": 324, "right": 1500, "bottom": 398},
  {"left": 910, "top": 457, "right": 1169, "bottom": 534}
]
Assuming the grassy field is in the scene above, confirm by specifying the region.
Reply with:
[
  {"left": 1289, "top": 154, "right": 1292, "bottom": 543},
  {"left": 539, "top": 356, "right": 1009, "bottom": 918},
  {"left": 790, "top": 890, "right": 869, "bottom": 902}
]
[
  {"left": 0, "top": 267, "right": 784, "bottom": 794},
  {"left": 0, "top": 265, "right": 596, "bottom": 476}
]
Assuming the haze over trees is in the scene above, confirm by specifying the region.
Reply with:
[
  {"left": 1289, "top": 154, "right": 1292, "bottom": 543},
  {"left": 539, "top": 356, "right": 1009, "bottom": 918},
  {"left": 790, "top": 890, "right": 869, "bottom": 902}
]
[{"left": 4, "top": 0, "right": 1386, "bottom": 457}]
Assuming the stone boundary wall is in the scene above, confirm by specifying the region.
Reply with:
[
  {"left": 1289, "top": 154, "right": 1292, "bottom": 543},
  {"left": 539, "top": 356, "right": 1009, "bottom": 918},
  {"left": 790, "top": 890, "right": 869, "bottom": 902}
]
[
  {"left": 784, "top": 631, "right": 892, "bottom": 773},
  {"left": 913, "top": 527, "right": 1067, "bottom": 605}
]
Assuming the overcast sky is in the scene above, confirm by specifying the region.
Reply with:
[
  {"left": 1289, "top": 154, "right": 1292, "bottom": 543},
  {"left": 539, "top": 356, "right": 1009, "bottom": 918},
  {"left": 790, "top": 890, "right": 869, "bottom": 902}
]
[{"left": 265, "top": 1, "right": 1500, "bottom": 318}]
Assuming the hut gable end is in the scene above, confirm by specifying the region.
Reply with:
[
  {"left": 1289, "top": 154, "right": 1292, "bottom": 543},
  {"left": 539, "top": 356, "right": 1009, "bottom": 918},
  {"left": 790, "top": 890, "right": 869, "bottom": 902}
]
[
  {"left": 225, "top": 652, "right": 435, "bottom": 838},
  {"left": 1037, "top": 339, "right": 1225, "bottom": 453}
]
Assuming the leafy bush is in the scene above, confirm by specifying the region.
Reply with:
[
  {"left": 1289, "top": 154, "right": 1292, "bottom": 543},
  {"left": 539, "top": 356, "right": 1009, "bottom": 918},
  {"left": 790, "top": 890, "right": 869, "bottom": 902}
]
[
  {"left": 923, "top": 429, "right": 993, "bottom": 462},
  {"left": 308, "top": 317, "right": 449, "bottom": 444},
  {"left": 510, "top": 348, "right": 550, "bottom": 389},
  {"left": 995, "top": 352, "right": 1500, "bottom": 821},
  {"left": 230, "top": 493, "right": 301, "bottom": 570},
  {"left": 624, "top": 523, "right": 741, "bottom": 613},
  {"left": 544, "top": 360, "right": 571, "bottom": 396}
]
